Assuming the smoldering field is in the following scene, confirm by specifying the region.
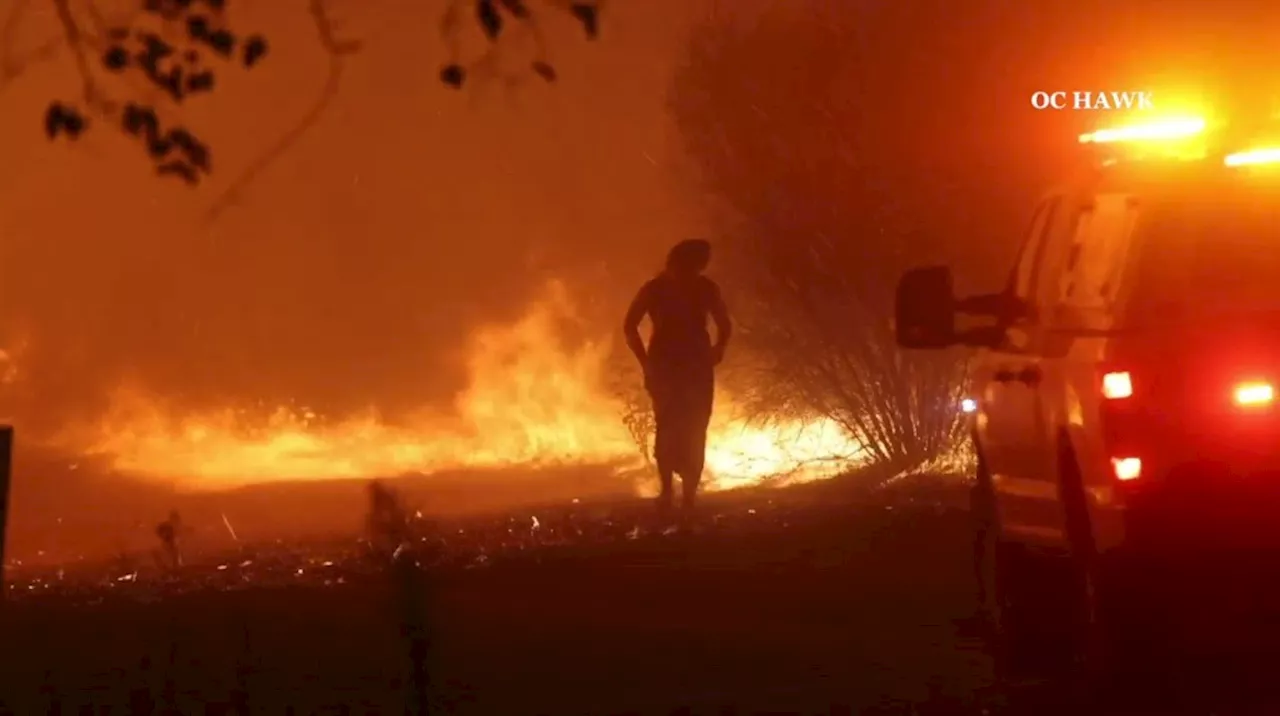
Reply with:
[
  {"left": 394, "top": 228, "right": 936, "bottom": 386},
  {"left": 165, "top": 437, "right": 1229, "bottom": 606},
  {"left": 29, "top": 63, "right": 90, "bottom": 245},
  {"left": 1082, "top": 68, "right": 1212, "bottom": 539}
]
[
  {"left": 1, "top": 280, "right": 864, "bottom": 566},
  {"left": 0, "top": 258, "right": 865, "bottom": 564}
]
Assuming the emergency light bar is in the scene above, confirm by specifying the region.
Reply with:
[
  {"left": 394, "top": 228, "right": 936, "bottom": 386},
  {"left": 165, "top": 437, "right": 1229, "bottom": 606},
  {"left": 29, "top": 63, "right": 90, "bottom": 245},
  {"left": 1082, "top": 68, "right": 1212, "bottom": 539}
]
[
  {"left": 1078, "top": 117, "right": 1207, "bottom": 144},
  {"left": 1224, "top": 147, "right": 1280, "bottom": 167},
  {"left": 1079, "top": 116, "right": 1280, "bottom": 167}
]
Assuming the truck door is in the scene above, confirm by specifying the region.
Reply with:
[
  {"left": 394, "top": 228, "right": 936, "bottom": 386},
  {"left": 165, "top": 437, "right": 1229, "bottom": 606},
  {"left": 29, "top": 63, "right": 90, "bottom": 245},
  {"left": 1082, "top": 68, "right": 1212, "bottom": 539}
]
[
  {"left": 1049, "top": 193, "right": 1140, "bottom": 548},
  {"left": 979, "top": 194, "right": 1067, "bottom": 543}
]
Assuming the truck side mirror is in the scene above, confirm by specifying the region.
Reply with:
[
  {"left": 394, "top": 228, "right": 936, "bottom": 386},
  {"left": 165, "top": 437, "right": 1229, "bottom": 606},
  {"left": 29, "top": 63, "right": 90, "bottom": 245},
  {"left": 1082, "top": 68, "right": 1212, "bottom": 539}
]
[{"left": 895, "top": 266, "right": 957, "bottom": 349}]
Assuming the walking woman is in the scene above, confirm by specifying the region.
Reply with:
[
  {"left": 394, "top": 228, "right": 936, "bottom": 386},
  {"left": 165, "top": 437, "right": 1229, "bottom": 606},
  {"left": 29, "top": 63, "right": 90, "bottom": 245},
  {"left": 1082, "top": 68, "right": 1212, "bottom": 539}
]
[{"left": 623, "top": 239, "right": 732, "bottom": 514}]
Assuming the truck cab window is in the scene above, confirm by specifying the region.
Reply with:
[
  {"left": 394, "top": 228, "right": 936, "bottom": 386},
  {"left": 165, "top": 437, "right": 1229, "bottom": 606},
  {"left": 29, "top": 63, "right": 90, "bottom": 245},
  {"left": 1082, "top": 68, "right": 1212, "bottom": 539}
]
[
  {"left": 1005, "top": 197, "right": 1062, "bottom": 303},
  {"left": 1060, "top": 194, "right": 1137, "bottom": 310}
]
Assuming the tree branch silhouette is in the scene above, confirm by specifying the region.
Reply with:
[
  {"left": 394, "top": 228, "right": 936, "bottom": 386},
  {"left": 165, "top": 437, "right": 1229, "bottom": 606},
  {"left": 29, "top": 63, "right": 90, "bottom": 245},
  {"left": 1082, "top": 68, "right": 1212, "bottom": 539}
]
[
  {"left": 201, "top": 0, "right": 358, "bottom": 223},
  {"left": 45, "top": 0, "right": 263, "bottom": 183},
  {"left": 438, "top": 0, "right": 601, "bottom": 88},
  {"left": 19, "top": 0, "right": 603, "bottom": 215},
  {"left": 1, "top": 0, "right": 63, "bottom": 95},
  {"left": 207, "top": 0, "right": 604, "bottom": 221}
]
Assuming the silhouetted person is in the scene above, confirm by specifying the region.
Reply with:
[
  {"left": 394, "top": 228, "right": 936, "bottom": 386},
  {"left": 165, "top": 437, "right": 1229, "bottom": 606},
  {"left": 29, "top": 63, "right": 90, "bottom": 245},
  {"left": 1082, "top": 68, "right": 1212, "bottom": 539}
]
[{"left": 623, "top": 239, "right": 732, "bottom": 516}]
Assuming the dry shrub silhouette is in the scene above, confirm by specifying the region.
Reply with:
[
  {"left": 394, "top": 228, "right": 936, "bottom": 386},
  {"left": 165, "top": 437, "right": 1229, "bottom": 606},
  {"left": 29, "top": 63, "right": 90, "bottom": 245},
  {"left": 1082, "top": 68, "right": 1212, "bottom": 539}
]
[
  {"left": 607, "top": 366, "right": 655, "bottom": 467},
  {"left": 154, "top": 508, "right": 184, "bottom": 570},
  {"left": 365, "top": 478, "right": 411, "bottom": 558},
  {"left": 671, "top": 5, "right": 969, "bottom": 474},
  {"left": 363, "top": 478, "right": 432, "bottom": 713}
]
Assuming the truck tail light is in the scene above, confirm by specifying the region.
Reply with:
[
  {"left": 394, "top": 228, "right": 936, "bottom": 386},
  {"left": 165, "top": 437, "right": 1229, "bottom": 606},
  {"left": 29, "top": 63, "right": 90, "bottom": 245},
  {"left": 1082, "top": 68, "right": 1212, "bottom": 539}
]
[
  {"left": 1112, "top": 456, "right": 1142, "bottom": 481},
  {"left": 1233, "top": 381, "right": 1274, "bottom": 407},
  {"left": 1102, "top": 371, "right": 1133, "bottom": 400}
]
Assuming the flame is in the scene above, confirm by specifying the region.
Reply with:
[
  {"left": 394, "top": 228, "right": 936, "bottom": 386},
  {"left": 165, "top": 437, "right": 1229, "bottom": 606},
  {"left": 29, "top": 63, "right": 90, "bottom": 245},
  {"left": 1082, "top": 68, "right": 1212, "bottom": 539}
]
[{"left": 50, "top": 283, "right": 864, "bottom": 492}]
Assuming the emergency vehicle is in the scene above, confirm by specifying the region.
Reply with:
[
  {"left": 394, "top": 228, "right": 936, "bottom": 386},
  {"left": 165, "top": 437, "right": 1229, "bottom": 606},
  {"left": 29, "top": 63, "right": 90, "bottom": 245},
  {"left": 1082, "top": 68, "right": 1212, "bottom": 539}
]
[{"left": 894, "top": 114, "right": 1280, "bottom": 679}]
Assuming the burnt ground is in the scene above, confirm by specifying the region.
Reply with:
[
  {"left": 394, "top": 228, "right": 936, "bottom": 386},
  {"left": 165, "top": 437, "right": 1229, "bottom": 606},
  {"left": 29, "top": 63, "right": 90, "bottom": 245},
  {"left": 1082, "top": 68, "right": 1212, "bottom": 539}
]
[{"left": 0, "top": 476, "right": 1277, "bottom": 715}]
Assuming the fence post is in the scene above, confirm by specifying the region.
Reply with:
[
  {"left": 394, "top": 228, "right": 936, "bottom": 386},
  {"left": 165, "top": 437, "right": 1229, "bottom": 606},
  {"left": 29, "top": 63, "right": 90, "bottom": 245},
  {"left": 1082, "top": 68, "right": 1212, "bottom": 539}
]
[{"left": 0, "top": 426, "right": 12, "bottom": 597}]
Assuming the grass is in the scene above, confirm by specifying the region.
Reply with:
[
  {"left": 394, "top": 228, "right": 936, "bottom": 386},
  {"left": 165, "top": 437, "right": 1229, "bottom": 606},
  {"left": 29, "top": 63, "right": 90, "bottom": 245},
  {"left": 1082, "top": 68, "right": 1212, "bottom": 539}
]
[
  {"left": 6, "top": 469, "right": 1277, "bottom": 714},
  {"left": 0, "top": 475, "right": 994, "bottom": 715}
]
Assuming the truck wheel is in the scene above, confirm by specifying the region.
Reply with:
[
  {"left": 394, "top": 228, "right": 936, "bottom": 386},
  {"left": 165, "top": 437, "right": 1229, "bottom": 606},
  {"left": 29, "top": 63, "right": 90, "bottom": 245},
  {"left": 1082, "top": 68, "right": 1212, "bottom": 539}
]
[
  {"left": 1056, "top": 441, "right": 1109, "bottom": 686},
  {"left": 1057, "top": 441, "right": 1169, "bottom": 698},
  {"left": 971, "top": 454, "right": 1045, "bottom": 684}
]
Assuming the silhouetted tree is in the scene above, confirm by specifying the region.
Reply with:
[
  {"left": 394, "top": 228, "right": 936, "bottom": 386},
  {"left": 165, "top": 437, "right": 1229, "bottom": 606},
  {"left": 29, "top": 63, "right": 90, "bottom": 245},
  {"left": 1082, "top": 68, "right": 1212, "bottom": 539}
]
[
  {"left": 670, "top": 4, "right": 970, "bottom": 473},
  {"left": 4, "top": 0, "right": 602, "bottom": 218}
]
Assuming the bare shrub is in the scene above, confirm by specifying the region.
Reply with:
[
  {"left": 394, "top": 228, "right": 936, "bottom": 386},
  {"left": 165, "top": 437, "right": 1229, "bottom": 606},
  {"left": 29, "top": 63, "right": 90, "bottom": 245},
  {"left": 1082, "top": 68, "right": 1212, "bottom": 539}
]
[
  {"left": 605, "top": 361, "right": 654, "bottom": 467},
  {"left": 670, "top": 4, "right": 970, "bottom": 474}
]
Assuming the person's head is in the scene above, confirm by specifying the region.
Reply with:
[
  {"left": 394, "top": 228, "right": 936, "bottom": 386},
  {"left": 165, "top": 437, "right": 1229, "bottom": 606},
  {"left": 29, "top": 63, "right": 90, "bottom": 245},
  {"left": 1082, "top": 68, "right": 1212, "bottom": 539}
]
[{"left": 665, "top": 239, "right": 712, "bottom": 276}]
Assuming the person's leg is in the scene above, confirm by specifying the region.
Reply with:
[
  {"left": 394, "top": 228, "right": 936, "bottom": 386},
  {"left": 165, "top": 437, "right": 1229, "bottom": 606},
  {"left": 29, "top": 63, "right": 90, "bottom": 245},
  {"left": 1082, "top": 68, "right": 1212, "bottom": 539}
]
[
  {"left": 657, "top": 467, "right": 675, "bottom": 512},
  {"left": 679, "top": 366, "right": 715, "bottom": 514},
  {"left": 680, "top": 434, "right": 705, "bottom": 512},
  {"left": 973, "top": 523, "right": 989, "bottom": 609},
  {"left": 680, "top": 473, "right": 699, "bottom": 513},
  {"left": 649, "top": 376, "right": 676, "bottom": 512}
]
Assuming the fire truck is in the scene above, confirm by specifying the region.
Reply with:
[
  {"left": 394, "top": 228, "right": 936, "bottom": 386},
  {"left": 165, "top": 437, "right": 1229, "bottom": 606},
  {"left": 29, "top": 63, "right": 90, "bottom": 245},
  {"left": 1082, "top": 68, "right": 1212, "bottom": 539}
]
[{"left": 894, "top": 115, "right": 1280, "bottom": 680}]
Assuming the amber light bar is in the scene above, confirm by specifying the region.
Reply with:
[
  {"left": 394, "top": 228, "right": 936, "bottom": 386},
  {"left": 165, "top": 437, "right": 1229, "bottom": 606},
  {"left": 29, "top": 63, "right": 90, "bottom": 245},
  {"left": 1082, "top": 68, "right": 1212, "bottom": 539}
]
[
  {"left": 1224, "top": 148, "right": 1280, "bottom": 166},
  {"left": 1078, "top": 117, "right": 1207, "bottom": 144}
]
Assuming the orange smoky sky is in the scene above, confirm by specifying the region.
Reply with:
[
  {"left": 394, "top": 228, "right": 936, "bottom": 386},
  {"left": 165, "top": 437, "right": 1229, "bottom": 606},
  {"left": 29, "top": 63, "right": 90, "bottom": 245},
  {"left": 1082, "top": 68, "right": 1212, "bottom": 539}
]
[
  {"left": 2, "top": 0, "right": 1279, "bottom": 560},
  {"left": 0, "top": 0, "right": 716, "bottom": 435},
  {"left": 0, "top": 0, "right": 1277, "bottom": 483}
]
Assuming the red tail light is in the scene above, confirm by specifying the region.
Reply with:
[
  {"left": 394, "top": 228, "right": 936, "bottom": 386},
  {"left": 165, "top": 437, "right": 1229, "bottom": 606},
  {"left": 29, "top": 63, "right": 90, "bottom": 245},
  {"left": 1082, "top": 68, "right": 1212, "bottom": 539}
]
[
  {"left": 1233, "top": 381, "right": 1274, "bottom": 406},
  {"left": 1102, "top": 371, "right": 1133, "bottom": 400},
  {"left": 1112, "top": 456, "right": 1142, "bottom": 481}
]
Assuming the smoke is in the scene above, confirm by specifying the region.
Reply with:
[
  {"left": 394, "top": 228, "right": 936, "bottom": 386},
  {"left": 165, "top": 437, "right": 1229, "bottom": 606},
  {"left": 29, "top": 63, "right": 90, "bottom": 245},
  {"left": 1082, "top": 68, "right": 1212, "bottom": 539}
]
[
  {"left": 0, "top": 0, "right": 709, "bottom": 443},
  {"left": 0, "top": 169, "right": 607, "bottom": 436}
]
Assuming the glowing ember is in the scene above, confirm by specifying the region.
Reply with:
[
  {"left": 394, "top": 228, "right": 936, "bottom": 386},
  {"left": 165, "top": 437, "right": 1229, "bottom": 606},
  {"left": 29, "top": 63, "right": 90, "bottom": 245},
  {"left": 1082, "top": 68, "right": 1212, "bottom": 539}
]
[{"left": 47, "top": 283, "right": 864, "bottom": 491}]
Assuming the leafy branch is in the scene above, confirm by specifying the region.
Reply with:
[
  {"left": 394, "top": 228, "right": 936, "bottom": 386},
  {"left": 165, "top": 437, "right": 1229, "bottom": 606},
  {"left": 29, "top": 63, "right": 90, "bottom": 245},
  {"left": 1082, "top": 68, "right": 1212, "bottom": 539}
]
[
  {"left": 39, "top": 0, "right": 271, "bottom": 187},
  {"left": 439, "top": 0, "right": 601, "bottom": 87},
  {"left": 14, "top": 0, "right": 603, "bottom": 214}
]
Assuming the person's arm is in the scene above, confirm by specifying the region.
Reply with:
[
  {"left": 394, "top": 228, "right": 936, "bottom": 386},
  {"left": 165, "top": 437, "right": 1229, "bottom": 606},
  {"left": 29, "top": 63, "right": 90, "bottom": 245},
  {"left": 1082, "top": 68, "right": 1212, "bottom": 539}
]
[
  {"left": 623, "top": 283, "right": 651, "bottom": 370},
  {"left": 709, "top": 282, "right": 732, "bottom": 364}
]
